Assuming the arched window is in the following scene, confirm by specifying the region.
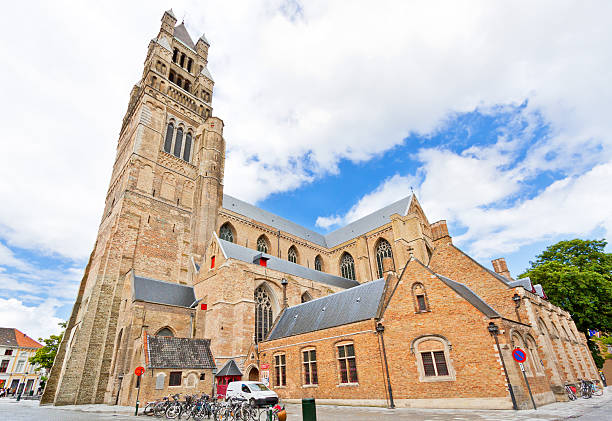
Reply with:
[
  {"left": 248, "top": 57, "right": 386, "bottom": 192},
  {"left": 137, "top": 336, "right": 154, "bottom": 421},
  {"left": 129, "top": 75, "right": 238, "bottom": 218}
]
[
  {"left": 172, "top": 48, "right": 178, "bottom": 63},
  {"left": 180, "top": 53, "right": 186, "bottom": 67},
  {"left": 183, "top": 132, "right": 192, "bottom": 162},
  {"left": 156, "top": 327, "right": 174, "bottom": 337},
  {"left": 219, "top": 223, "right": 234, "bottom": 243},
  {"left": 288, "top": 246, "right": 298, "bottom": 264},
  {"left": 257, "top": 236, "right": 269, "bottom": 253},
  {"left": 184, "top": 81, "right": 191, "bottom": 92},
  {"left": 314, "top": 255, "right": 322, "bottom": 271},
  {"left": 164, "top": 122, "right": 174, "bottom": 153},
  {"left": 511, "top": 332, "right": 531, "bottom": 375},
  {"left": 301, "top": 292, "right": 312, "bottom": 303},
  {"left": 412, "top": 336, "right": 454, "bottom": 381},
  {"left": 375, "top": 239, "right": 394, "bottom": 278},
  {"left": 255, "top": 285, "right": 273, "bottom": 343},
  {"left": 526, "top": 335, "right": 544, "bottom": 375},
  {"left": 340, "top": 253, "right": 356, "bottom": 280},
  {"left": 169, "top": 71, "right": 175, "bottom": 83},
  {"left": 412, "top": 282, "right": 429, "bottom": 312},
  {"left": 173, "top": 127, "right": 183, "bottom": 158},
  {"left": 187, "top": 58, "right": 193, "bottom": 72}
]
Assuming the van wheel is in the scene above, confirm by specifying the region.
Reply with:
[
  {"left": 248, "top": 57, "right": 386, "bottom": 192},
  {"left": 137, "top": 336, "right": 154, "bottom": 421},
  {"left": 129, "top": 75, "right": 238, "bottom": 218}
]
[{"left": 250, "top": 398, "right": 256, "bottom": 408}]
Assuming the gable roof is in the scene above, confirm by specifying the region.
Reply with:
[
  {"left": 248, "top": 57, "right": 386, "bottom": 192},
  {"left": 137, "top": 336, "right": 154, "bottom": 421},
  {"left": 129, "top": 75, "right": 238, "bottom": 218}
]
[
  {"left": 132, "top": 273, "right": 196, "bottom": 308},
  {"left": 267, "top": 278, "right": 385, "bottom": 340},
  {"left": 216, "top": 359, "right": 243, "bottom": 377},
  {"left": 174, "top": 23, "right": 196, "bottom": 50},
  {"left": 216, "top": 237, "right": 359, "bottom": 289},
  {"left": 508, "top": 277, "right": 534, "bottom": 292},
  {"left": 222, "top": 194, "right": 412, "bottom": 248},
  {"left": 435, "top": 274, "right": 500, "bottom": 319},
  {"left": 145, "top": 335, "right": 215, "bottom": 369},
  {"left": 0, "top": 328, "right": 41, "bottom": 348},
  {"left": 200, "top": 65, "right": 214, "bottom": 82}
]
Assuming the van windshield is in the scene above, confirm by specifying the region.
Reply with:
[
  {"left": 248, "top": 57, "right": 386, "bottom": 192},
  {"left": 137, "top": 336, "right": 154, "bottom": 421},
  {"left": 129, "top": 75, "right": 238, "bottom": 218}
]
[{"left": 249, "top": 383, "right": 270, "bottom": 391}]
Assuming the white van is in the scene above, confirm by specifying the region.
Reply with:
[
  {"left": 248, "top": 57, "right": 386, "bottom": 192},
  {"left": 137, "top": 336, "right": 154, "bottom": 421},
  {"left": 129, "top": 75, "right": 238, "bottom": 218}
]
[{"left": 225, "top": 381, "right": 279, "bottom": 407}]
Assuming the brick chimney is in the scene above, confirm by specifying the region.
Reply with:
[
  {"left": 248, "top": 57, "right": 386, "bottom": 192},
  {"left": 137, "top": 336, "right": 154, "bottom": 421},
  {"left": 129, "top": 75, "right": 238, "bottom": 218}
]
[
  {"left": 491, "top": 257, "right": 512, "bottom": 280},
  {"left": 430, "top": 220, "right": 452, "bottom": 244}
]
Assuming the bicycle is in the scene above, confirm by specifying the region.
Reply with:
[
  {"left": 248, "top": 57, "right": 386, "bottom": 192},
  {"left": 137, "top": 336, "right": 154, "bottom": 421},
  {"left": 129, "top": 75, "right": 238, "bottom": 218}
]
[
  {"left": 590, "top": 381, "right": 603, "bottom": 397},
  {"left": 580, "top": 379, "right": 592, "bottom": 399},
  {"left": 565, "top": 383, "right": 577, "bottom": 401},
  {"left": 257, "top": 404, "right": 286, "bottom": 421}
]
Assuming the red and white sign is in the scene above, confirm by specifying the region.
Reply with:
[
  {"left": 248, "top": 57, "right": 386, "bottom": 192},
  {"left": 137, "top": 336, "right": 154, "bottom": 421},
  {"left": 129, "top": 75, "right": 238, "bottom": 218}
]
[
  {"left": 260, "top": 363, "right": 270, "bottom": 370},
  {"left": 134, "top": 366, "right": 145, "bottom": 376}
]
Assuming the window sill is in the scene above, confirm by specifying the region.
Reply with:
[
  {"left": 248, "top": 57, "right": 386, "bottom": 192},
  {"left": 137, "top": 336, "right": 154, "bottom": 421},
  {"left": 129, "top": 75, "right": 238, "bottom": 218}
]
[
  {"left": 273, "top": 385, "right": 287, "bottom": 389},
  {"left": 302, "top": 384, "right": 318, "bottom": 389},
  {"left": 337, "top": 383, "right": 359, "bottom": 387},
  {"left": 419, "top": 376, "right": 455, "bottom": 383}
]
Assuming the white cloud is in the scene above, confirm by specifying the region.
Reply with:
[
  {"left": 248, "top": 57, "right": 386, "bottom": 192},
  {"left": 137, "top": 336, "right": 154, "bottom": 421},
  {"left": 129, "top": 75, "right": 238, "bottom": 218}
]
[
  {"left": 0, "top": 298, "right": 64, "bottom": 340},
  {"left": 0, "top": 0, "right": 611, "bottom": 264}
]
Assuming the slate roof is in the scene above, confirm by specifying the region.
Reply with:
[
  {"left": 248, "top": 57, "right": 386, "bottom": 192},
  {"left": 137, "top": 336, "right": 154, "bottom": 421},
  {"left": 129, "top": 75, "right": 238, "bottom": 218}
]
[
  {"left": 165, "top": 9, "right": 176, "bottom": 19},
  {"left": 484, "top": 267, "right": 511, "bottom": 285},
  {"left": 132, "top": 273, "right": 196, "bottom": 308},
  {"left": 174, "top": 23, "right": 196, "bottom": 50},
  {"left": 199, "top": 33, "right": 210, "bottom": 46},
  {"left": 145, "top": 336, "right": 215, "bottom": 369},
  {"left": 435, "top": 275, "right": 500, "bottom": 319},
  {"left": 156, "top": 36, "right": 172, "bottom": 52},
  {"left": 201, "top": 66, "right": 214, "bottom": 82},
  {"left": 533, "top": 284, "right": 547, "bottom": 299},
  {"left": 216, "top": 359, "right": 242, "bottom": 377},
  {"left": 217, "top": 237, "right": 359, "bottom": 289},
  {"left": 0, "top": 328, "right": 41, "bottom": 348},
  {"left": 222, "top": 194, "right": 412, "bottom": 248},
  {"left": 508, "top": 277, "right": 534, "bottom": 292},
  {"left": 267, "top": 278, "right": 386, "bottom": 340}
]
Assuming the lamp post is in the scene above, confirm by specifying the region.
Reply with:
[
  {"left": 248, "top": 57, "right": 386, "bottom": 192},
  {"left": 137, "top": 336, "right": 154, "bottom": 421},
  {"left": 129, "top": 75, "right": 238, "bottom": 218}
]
[
  {"left": 376, "top": 323, "right": 395, "bottom": 409},
  {"left": 488, "top": 322, "right": 518, "bottom": 410},
  {"left": 281, "top": 278, "right": 288, "bottom": 309},
  {"left": 512, "top": 293, "right": 522, "bottom": 323}
]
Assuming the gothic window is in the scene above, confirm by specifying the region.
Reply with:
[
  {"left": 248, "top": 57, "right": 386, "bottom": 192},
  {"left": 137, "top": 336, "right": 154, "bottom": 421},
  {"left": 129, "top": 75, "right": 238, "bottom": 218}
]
[
  {"left": 301, "top": 292, "right": 312, "bottom": 303},
  {"left": 164, "top": 122, "right": 174, "bottom": 153},
  {"left": 184, "top": 81, "right": 191, "bottom": 92},
  {"left": 219, "top": 223, "right": 234, "bottom": 243},
  {"left": 173, "top": 127, "right": 183, "bottom": 158},
  {"left": 180, "top": 53, "right": 186, "bottom": 68},
  {"left": 183, "top": 133, "right": 192, "bottom": 162},
  {"left": 255, "top": 285, "right": 273, "bottom": 343},
  {"left": 375, "top": 239, "right": 394, "bottom": 278},
  {"left": 340, "top": 252, "right": 356, "bottom": 280},
  {"left": 172, "top": 48, "right": 178, "bottom": 63},
  {"left": 257, "top": 236, "right": 269, "bottom": 253},
  {"left": 155, "top": 327, "right": 174, "bottom": 337},
  {"left": 187, "top": 58, "right": 193, "bottom": 73},
  {"left": 526, "top": 335, "right": 544, "bottom": 375},
  {"left": 412, "top": 282, "right": 429, "bottom": 312},
  {"left": 169, "top": 71, "right": 175, "bottom": 83},
  {"left": 288, "top": 246, "right": 298, "bottom": 264},
  {"left": 314, "top": 255, "right": 322, "bottom": 271}
]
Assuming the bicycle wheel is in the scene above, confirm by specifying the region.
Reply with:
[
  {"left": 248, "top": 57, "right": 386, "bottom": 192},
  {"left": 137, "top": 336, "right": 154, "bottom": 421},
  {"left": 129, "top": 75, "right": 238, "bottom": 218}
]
[
  {"left": 143, "top": 402, "right": 155, "bottom": 416},
  {"left": 166, "top": 403, "right": 182, "bottom": 419},
  {"left": 154, "top": 403, "right": 168, "bottom": 418}
]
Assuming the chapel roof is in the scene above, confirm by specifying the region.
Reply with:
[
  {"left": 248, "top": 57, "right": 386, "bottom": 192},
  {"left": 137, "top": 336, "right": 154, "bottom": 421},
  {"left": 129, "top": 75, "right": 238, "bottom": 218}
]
[
  {"left": 216, "top": 237, "right": 360, "bottom": 289},
  {"left": 216, "top": 359, "right": 243, "bottom": 377},
  {"left": 0, "top": 327, "right": 42, "bottom": 349},
  {"left": 145, "top": 335, "right": 215, "bottom": 369},
  {"left": 132, "top": 273, "right": 196, "bottom": 308},
  {"left": 267, "top": 278, "right": 386, "bottom": 340},
  {"left": 222, "top": 194, "right": 413, "bottom": 248}
]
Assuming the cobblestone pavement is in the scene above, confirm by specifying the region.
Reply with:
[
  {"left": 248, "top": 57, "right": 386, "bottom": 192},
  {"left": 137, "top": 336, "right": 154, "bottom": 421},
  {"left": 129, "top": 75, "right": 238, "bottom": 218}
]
[{"left": 1, "top": 389, "right": 611, "bottom": 421}]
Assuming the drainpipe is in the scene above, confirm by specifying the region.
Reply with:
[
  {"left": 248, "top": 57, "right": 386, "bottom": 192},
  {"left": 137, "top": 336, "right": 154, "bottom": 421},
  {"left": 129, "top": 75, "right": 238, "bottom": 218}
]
[{"left": 376, "top": 322, "right": 395, "bottom": 409}]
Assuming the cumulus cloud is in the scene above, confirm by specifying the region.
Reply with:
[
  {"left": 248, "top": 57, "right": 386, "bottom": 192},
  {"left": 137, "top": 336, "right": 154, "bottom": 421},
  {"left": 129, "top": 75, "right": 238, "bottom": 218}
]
[{"left": 0, "top": 298, "right": 64, "bottom": 340}]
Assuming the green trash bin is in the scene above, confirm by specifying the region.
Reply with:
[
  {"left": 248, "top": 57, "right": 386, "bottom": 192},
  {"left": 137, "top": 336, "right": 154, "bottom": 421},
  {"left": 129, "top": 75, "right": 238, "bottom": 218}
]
[{"left": 302, "top": 398, "right": 317, "bottom": 421}]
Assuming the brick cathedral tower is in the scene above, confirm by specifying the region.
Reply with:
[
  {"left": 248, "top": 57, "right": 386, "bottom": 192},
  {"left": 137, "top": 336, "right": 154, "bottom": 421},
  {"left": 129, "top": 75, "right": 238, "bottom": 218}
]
[{"left": 42, "top": 10, "right": 225, "bottom": 405}]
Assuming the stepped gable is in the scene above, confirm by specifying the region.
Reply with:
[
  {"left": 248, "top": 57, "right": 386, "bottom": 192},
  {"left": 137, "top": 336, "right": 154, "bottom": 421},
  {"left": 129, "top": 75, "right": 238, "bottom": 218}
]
[
  {"left": 132, "top": 273, "right": 196, "bottom": 308},
  {"left": 222, "top": 194, "right": 413, "bottom": 248},
  {"left": 267, "top": 278, "right": 386, "bottom": 340},
  {"left": 145, "top": 336, "right": 215, "bottom": 369},
  {"left": 217, "top": 237, "right": 360, "bottom": 289}
]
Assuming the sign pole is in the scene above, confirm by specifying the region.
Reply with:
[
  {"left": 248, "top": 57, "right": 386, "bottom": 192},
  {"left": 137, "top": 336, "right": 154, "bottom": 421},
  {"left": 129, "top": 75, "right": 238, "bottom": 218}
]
[
  {"left": 134, "top": 366, "right": 145, "bottom": 416},
  {"left": 519, "top": 363, "right": 537, "bottom": 410}
]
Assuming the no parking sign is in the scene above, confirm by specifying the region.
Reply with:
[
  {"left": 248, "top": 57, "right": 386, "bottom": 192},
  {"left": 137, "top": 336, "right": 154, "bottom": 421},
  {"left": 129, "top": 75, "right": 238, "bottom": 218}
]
[{"left": 512, "top": 348, "right": 527, "bottom": 363}]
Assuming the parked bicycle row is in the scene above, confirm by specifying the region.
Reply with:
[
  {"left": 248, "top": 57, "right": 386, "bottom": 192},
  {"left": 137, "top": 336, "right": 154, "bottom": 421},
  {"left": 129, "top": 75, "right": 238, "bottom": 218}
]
[
  {"left": 565, "top": 379, "right": 604, "bottom": 400},
  {"left": 142, "top": 392, "right": 286, "bottom": 421}
]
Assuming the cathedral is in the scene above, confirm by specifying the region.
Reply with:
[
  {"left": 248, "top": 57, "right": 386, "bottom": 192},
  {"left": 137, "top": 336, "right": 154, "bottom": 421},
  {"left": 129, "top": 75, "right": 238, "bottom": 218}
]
[{"left": 42, "top": 11, "right": 600, "bottom": 409}]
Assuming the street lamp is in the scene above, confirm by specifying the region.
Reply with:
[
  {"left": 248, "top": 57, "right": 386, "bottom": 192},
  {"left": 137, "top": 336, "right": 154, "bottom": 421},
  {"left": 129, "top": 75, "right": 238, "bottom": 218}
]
[
  {"left": 488, "top": 322, "right": 518, "bottom": 410},
  {"left": 281, "top": 278, "right": 288, "bottom": 309},
  {"left": 376, "top": 323, "right": 395, "bottom": 409},
  {"left": 512, "top": 293, "right": 522, "bottom": 322}
]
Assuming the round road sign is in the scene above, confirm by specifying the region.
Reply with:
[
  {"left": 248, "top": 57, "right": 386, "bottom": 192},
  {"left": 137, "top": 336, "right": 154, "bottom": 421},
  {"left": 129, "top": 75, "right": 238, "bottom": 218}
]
[
  {"left": 512, "top": 348, "right": 527, "bottom": 363},
  {"left": 134, "top": 366, "right": 145, "bottom": 376}
]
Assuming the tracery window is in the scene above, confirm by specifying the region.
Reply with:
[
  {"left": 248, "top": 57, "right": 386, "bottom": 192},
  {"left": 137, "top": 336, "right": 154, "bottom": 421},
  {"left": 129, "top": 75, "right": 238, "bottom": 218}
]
[
  {"left": 257, "top": 236, "right": 269, "bottom": 253},
  {"left": 288, "top": 246, "right": 298, "bottom": 264},
  {"left": 314, "top": 255, "right": 322, "bottom": 271},
  {"left": 375, "top": 239, "right": 394, "bottom": 278},
  {"left": 155, "top": 327, "right": 174, "bottom": 337},
  {"left": 340, "top": 253, "right": 356, "bottom": 280},
  {"left": 219, "top": 223, "right": 234, "bottom": 243},
  {"left": 255, "top": 285, "right": 273, "bottom": 343}
]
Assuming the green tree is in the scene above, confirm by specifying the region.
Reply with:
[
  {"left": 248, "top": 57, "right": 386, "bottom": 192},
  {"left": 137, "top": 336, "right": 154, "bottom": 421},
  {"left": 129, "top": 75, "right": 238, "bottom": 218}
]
[
  {"left": 520, "top": 239, "right": 612, "bottom": 367},
  {"left": 29, "top": 322, "right": 66, "bottom": 371}
]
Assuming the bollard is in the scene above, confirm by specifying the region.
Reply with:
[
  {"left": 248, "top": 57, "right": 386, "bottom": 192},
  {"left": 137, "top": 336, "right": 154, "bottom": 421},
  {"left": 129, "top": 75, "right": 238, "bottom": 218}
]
[
  {"left": 16, "top": 393, "right": 21, "bottom": 402},
  {"left": 302, "top": 398, "right": 317, "bottom": 421}
]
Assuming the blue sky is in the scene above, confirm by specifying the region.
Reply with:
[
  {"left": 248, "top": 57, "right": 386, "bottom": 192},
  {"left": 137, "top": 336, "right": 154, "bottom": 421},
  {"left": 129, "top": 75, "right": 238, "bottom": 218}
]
[{"left": 1, "top": 0, "right": 611, "bottom": 339}]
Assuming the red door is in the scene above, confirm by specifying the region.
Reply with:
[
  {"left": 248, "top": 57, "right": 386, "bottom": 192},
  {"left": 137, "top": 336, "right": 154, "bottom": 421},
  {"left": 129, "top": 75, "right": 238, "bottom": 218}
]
[{"left": 217, "top": 377, "right": 228, "bottom": 397}]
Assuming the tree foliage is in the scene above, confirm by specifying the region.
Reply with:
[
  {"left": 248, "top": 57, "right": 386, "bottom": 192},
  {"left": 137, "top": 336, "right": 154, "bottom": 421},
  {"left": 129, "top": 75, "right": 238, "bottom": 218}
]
[
  {"left": 520, "top": 239, "right": 612, "bottom": 367},
  {"left": 29, "top": 322, "right": 66, "bottom": 371}
]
